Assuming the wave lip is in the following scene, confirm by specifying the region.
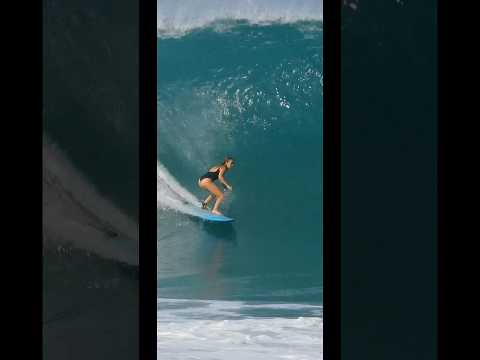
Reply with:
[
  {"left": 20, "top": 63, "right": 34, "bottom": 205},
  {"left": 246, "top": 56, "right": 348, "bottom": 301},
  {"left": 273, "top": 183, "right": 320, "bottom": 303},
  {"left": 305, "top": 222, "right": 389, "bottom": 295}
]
[{"left": 157, "top": 0, "right": 323, "bottom": 38}]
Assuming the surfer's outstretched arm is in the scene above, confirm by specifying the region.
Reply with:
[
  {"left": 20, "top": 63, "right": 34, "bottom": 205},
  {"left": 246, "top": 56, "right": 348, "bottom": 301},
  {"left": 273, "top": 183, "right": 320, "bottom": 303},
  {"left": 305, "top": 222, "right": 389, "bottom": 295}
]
[{"left": 218, "top": 167, "right": 232, "bottom": 191}]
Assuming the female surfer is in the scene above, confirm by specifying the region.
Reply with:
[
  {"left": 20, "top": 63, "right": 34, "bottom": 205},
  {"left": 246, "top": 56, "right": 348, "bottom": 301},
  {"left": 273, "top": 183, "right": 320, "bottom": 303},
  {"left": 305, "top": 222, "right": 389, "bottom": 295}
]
[{"left": 198, "top": 157, "right": 235, "bottom": 215}]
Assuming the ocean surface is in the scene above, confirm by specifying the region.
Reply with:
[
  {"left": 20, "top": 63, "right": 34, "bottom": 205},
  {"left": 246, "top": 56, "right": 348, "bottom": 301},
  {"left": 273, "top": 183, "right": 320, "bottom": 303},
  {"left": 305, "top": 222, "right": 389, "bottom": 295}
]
[{"left": 157, "top": 2, "right": 323, "bottom": 358}]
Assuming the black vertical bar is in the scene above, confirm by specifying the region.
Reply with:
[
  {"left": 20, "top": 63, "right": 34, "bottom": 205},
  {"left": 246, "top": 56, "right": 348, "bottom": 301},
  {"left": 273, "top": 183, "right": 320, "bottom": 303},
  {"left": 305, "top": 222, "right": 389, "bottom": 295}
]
[
  {"left": 324, "top": 1, "right": 342, "bottom": 359},
  {"left": 139, "top": 0, "right": 157, "bottom": 359},
  {"left": 39, "top": 1, "right": 45, "bottom": 358},
  {"left": 340, "top": 2, "right": 438, "bottom": 359},
  {"left": 437, "top": 0, "right": 444, "bottom": 359}
]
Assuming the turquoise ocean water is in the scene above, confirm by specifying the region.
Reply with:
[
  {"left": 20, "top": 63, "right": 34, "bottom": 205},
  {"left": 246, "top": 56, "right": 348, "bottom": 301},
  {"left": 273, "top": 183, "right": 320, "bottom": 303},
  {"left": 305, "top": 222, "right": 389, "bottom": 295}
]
[{"left": 157, "top": 4, "right": 323, "bottom": 358}]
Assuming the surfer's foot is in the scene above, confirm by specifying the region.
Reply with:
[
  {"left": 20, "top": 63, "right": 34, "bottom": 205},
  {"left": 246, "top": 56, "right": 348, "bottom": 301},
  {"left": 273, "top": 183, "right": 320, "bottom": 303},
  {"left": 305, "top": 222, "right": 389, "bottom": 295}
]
[{"left": 211, "top": 209, "right": 223, "bottom": 216}]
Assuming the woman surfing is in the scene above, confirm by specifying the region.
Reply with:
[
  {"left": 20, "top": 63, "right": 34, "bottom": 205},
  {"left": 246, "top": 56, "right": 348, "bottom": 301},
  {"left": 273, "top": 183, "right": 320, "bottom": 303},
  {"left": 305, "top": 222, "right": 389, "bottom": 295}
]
[{"left": 198, "top": 157, "right": 235, "bottom": 215}]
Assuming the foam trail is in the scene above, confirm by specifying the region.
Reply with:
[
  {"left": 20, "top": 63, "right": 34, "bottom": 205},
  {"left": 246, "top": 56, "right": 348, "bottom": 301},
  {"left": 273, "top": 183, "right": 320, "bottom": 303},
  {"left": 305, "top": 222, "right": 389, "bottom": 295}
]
[
  {"left": 157, "top": 162, "right": 201, "bottom": 214},
  {"left": 43, "top": 136, "right": 138, "bottom": 265},
  {"left": 157, "top": 0, "right": 323, "bottom": 37}
]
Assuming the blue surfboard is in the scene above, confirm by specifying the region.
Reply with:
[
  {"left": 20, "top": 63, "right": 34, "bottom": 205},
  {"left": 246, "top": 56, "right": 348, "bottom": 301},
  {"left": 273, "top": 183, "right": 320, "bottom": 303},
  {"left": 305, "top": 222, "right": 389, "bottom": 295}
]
[{"left": 187, "top": 204, "right": 234, "bottom": 223}]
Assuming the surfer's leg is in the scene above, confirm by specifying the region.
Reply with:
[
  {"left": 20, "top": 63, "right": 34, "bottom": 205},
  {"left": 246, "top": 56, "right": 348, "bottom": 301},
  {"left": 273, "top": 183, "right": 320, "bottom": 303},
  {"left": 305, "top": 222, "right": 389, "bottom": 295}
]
[
  {"left": 211, "top": 193, "right": 225, "bottom": 215},
  {"left": 201, "top": 181, "right": 224, "bottom": 214},
  {"left": 202, "top": 194, "right": 213, "bottom": 209}
]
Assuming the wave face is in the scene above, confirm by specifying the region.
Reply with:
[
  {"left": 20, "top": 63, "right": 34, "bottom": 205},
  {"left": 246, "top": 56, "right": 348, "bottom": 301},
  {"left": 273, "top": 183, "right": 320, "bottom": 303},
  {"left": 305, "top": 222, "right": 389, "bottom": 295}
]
[
  {"left": 157, "top": 17, "right": 323, "bottom": 358},
  {"left": 157, "top": 20, "right": 323, "bottom": 299}
]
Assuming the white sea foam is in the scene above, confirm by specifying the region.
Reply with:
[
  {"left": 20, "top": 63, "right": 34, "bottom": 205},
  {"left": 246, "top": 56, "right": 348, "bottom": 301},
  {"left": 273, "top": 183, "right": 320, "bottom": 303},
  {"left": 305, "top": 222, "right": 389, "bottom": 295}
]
[
  {"left": 43, "top": 136, "right": 138, "bottom": 265},
  {"left": 157, "top": 0, "right": 323, "bottom": 38},
  {"left": 157, "top": 161, "right": 201, "bottom": 214},
  {"left": 158, "top": 298, "right": 323, "bottom": 360}
]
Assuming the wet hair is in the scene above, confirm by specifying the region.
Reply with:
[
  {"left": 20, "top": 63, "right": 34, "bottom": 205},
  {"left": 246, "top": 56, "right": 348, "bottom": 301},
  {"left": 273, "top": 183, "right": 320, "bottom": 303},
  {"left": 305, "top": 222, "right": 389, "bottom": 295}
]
[
  {"left": 223, "top": 156, "right": 234, "bottom": 165},
  {"left": 222, "top": 157, "right": 234, "bottom": 170}
]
